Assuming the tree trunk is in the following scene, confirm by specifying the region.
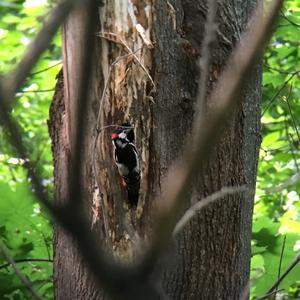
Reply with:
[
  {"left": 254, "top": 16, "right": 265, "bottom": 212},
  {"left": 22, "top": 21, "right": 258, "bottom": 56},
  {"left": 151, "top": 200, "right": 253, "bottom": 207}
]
[{"left": 49, "top": 0, "right": 261, "bottom": 299}]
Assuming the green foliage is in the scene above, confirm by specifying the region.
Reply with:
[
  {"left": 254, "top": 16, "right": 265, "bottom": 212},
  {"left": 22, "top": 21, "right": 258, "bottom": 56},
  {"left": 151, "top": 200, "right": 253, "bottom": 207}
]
[
  {"left": 0, "top": 0, "right": 299, "bottom": 299},
  {"left": 0, "top": 0, "right": 60, "bottom": 298},
  {"left": 251, "top": 1, "right": 300, "bottom": 298}
]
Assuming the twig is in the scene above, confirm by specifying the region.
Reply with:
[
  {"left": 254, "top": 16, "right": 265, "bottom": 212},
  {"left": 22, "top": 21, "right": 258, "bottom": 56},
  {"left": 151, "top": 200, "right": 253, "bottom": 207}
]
[
  {"left": 137, "top": 0, "right": 284, "bottom": 277},
  {"left": 4, "top": 0, "right": 87, "bottom": 103},
  {"left": 257, "top": 252, "right": 300, "bottom": 300},
  {"left": 264, "top": 171, "right": 300, "bottom": 193},
  {"left": 280, "top": 9, "right": 300, "bottom": 28},
  {"left": 173, "top": 186, "right": 248, "bottom": 236},
  {"left": 0, "top": 242, "right": 43, "bottom": 300},
  {"left": 98, "top": 124, "right": 133, "bottom": 131},
  {"left": 255, "top": 289, "right": 284, "bottom": 300},
  {"left": 17, "top": 88, "right": 55, "bottom": 94},
  {"left": 273, "top": 235, "right": 286, "bottom": 300},
  {"left": 285, "top": 85, "right": 300, "bottom": 142},
  {"left": 29, "top": 61, "right": 62, "bottom": 77},
  {"left": 0, "top": 258, "right": 53, "bottom": 270},
  {"left": 41, "top": 231, "right": 52, "bottom": 261},
  {"left": 284, "top": 119, "right": 299, "bottom": 172},
  {"left": 262, "top": 71, "right": 300, "bottom": 116},
  {"left": 263, "top": 63, "right": 298, "bottom": 75},
  {"left": 260, "top": 146, "right": 289, "bottom": 153}
]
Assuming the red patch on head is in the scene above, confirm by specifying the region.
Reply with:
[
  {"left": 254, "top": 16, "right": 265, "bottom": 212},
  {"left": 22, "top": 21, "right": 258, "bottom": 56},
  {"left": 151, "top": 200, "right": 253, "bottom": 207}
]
[{"left": 111, "top": 133, "right": 118, "bottom": 140}]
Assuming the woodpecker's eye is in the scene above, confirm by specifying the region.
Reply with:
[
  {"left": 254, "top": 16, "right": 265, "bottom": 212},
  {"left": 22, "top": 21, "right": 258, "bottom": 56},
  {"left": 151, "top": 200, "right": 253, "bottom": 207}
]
[{"left": 119, "top": 131, "right": 127, "bottom": 139}]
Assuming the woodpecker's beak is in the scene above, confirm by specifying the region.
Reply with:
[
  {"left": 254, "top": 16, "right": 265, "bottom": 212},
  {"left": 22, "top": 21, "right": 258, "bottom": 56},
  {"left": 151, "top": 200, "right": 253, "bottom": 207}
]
[{"left": 111, "top": 133, "right": 118, "bottom": 140}]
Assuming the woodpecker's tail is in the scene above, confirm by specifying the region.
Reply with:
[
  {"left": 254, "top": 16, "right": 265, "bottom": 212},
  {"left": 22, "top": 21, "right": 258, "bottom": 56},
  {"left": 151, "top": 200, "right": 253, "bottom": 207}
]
[{"left": 124, "top": 172, "right": 140, "bottom": 207}]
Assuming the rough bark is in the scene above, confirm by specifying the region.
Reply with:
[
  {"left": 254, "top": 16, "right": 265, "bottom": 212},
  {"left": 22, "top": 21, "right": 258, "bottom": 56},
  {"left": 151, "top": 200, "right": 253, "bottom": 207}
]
[{"left": 50, "top": 0, "right": 261, "bottom": 299}]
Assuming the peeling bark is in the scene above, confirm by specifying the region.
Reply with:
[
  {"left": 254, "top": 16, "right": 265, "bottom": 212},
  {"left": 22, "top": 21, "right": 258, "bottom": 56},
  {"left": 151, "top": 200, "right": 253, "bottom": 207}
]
[{"left": 50, "top": 0, "right": 261, "bottom": 299}]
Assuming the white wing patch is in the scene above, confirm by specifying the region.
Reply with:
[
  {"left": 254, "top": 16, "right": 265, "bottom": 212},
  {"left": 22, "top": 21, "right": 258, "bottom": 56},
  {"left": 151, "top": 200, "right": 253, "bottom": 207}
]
[{"left": 116, "top": 162, "right": 129, "bottom": 176}]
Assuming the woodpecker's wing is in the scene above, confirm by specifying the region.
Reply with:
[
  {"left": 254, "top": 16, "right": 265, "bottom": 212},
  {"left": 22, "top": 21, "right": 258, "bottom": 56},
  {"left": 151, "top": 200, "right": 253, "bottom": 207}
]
[
  {"left": 125, "top": 143, "right": 139, "bottom": 173},
  {"left": 114, "top": 142, "right": 139, "bottom": 174},
  {"left": 132, "top": 143, "right": 140, "bottom": 173},
  {"left": 126, "top": 128, "right": 135, "bottom": 143}
]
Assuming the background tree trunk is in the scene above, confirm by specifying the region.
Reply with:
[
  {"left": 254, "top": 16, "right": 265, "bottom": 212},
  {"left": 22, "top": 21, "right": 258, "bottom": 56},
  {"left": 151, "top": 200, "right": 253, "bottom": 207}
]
[{"left": 49, "top": 0, "right": 261, "bottom": 299}]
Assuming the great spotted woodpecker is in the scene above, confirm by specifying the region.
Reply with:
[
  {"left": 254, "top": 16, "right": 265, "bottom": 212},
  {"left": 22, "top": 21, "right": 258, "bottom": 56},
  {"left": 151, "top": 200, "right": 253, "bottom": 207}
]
[{"left": 111, "top": 124, "right": 140, "bottom": 207}]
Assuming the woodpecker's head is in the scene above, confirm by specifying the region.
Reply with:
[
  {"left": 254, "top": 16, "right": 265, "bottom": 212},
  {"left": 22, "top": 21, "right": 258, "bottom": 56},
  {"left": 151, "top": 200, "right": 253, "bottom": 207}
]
[{"left": 111, "top": 124, "right": 134, "bottom": 148}]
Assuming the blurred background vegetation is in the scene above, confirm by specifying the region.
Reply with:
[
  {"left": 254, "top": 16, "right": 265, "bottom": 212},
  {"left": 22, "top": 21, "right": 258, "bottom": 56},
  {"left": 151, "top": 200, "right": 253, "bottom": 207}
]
[{"left": 0, "top": 0, "right": 299, "bottom": 299}]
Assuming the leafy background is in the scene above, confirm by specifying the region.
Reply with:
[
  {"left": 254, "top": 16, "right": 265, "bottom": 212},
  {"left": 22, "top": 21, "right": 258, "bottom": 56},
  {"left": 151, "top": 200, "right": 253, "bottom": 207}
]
[
  {"left": 0, "top": 0, "right": 299, "bottom": 299},
  {"left": 0, "top": 0, "right": 60, "bottom": 299}
]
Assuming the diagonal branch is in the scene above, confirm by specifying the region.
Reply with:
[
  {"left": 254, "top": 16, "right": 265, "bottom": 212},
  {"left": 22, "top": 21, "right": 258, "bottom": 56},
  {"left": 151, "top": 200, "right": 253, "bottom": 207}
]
[
  {"left": 265, "top": 171, "right": 300, "bottom": 193},
  {"left": 29, "top": 61, "right": 62, "bottom": 77},
  {"left": 0, "top": 258, "right": 53, "bottom": 270},
  {"left": 273, "top": 235, "right": 287, "bottom": 300},
  {"left": 0, "top": 242, "right": 43, "bottom": 300},
  {"left": 262, "top": 71, "right": 300, "bottom": 116},
  {"left": 256, "top": 252, "right": 300, "bottom": 300}
]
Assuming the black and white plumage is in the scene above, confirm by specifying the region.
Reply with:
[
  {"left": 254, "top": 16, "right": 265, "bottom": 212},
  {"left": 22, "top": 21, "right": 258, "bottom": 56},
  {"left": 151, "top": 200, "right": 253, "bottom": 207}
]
[{"left": 111, "top": 124, "right": 140, "bottom": 207}]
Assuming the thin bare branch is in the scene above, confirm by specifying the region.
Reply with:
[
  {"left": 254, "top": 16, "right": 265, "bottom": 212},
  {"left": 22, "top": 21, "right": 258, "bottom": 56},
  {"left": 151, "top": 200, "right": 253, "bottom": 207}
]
[
  {"left": 284, "top": 119, "right": 299, "bottom": 172},
  {"left": 264, "top": 171, "right": 300, "bottom": 193},
  {"left": 273, "top": 235, "right": 287, "bottom": 300},
  {"left": 29, "top": 61, "right": 62, "bottom": 77},
  {"left": 255, "top": 289, "right": 285, "bottom": 300},
  {"left": 173, "top": 186, "right": 248, "bottom": 236},
  {"left": 257, "top": 252, "right": 300, "bottom": 300},
  {"left": 0, "top": 242, "right": 43, "bottom": 300},
  {"left": 263, "top": 63, "right": 299, "bottom": 75},
  {"left": 18, "top": 88, "right": 55, "bottom": 94},
  {"left": 262, "top": 71, "right": 300, "bottom": 116},
  {"left": 285, "top": 85, "right": 300, "bottom": 142},
  {"left": 0, "top": 258, "right": 53, "bottom": 270},
  {"left": 280, "top": 9, "right": 300, "bottom": 28},
  {"left": 137, "top": 0, "right": 284, "bottom": 276}
]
